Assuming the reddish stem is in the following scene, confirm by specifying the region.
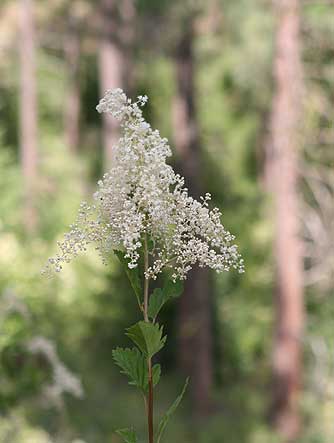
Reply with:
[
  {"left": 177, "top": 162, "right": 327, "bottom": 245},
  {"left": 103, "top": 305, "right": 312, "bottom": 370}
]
[
  {"left": 143, "top": 235, "right": 154, "bottom": 443},
  {"left": 147, "top": 358, "right": 154, "bottom": 443}
]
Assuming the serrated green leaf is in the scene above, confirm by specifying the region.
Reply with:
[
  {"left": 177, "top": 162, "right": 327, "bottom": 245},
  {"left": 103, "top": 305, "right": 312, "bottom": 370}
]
[
  {"left": 157, "top": 378, "right": 189, "bottom": 443},
  {"left": 112, "top": 347, "right": 161, "bottom": 392},
  {"left": 148, "top": 280, "right": 184, "bottom": 320},
  {"left": 126, "top": 321, "right": 166, "bottom": 358},
  {"left": 112, "top": 347, "right": 146, "bottom": 391},
  {"left": 114, "top": 250, "right": 142, "bottom": 306},
  {"left": 116, "top": 428, "right": 138, "bottom": 443}
]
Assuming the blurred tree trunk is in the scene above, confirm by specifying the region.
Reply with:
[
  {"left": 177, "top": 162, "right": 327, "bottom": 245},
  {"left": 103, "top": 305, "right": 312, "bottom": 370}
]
[
  {"left": 119, "top": 0, "right": 135, "bottom": 94},
  {"left": 173, "top": 20, "right": 213, "bottom": 417},
  {"left": 268, "top": 0, "right": 304, "bottom": 440},
  {"left": 19, "top": 0, "right": 38, "bottom": 232},
  {"left": 64, "top": 19, "right": 81, "bottom": 153},
  {"left": 98, "top": 0, "right": 134, "bottom": 167}
]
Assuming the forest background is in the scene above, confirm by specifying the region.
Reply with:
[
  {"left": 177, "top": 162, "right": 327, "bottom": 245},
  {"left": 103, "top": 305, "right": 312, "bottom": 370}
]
[{"left": 0, "top": 0, "right": 333, "bottom": 442}]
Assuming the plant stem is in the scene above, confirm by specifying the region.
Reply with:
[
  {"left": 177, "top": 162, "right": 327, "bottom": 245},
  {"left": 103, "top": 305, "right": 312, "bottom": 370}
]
[
  {"left": 147, "top": 358, "right": 154, "bottom": 443},
  {"left": 143, "top": 234, "right": 154, "bottom": 443},
  {"left": 144, "top": 235, "right": 149, "bottom": 323}
]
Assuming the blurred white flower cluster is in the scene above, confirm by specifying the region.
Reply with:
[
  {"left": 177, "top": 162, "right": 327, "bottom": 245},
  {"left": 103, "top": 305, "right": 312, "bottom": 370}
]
[
  {"left": 28, "top": 336, "right": 83, "bottom": 401},
  {"left": 43, "top": 89, "right": 244, "bottom": 280}
]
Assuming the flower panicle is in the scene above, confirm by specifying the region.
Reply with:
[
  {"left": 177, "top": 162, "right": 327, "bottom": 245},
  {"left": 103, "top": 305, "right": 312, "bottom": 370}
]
[{"left": 42, "top": 89, "right": 244, "bottom": 280}]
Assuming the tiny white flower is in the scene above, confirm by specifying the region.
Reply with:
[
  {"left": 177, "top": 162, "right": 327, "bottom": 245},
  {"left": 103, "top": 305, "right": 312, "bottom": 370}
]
[{"left": 42, "top": 89, "right": 244, "bottom": 279}]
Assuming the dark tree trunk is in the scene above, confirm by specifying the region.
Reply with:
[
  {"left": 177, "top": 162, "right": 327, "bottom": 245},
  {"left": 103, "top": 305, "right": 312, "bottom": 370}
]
[
  {"left": 98, "top": 0, "right": 134, "bottom": 168},
  {"left": 268, "top": 1, "right": 304, "bottom": 440},
  {"left": 173, "top": 21, "right": 213, "bottom": 417},
  {"left": 64, "top": 19, "right": 81, "bottom": 153},
  {"left": 19, "top": 0, "right": 38, "bottom": 232}
]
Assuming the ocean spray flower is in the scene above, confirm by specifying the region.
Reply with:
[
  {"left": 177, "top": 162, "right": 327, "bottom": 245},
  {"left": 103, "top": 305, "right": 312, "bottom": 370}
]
[{"left": 42, "top": 89, "right": 244, "bottom": 280}]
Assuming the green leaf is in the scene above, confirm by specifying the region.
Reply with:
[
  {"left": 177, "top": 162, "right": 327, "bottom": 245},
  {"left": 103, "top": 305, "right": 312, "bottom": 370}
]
[
  {"left": 112, "top": 347, "right": 146, "bottom": 391},
  {"left": 116, "top": 428, "right": 138, "bottom": 443},
  {"left": 126, "top": 321, "right": 166, "bottom": 358},
  {"left": 114, "top": 250, "right": 142, "bottom": 307},
  {"left": 112, "top": 347, "right": 161, "bottom": 392},
  {"left": 148, "top": 288, "right": 164, "bottom": 320},
  {"left": 147, "top": 237, "right": 155, "bottom": 252},
  {"left": 148, "top": 280, "right": 184, "bottom": 320},
  {"left": 157, "top": 378, "right": 189, "bottom": 443},
  {"left": 152, "top": 363, "right": 161, "bottom": 388},
  {"left": 163, "top": 279, "right": 184, "bottom": 299}
]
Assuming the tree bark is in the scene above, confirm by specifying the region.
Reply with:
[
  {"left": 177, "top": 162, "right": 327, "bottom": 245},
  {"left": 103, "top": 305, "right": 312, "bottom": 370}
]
[
  {"left": 19, "top": 0, "right": 38, "bottom": 232},
  {"left": 173, "top": 21, "right": 213, "bottom": 417},
  {"left": 268, "top": 1, "right": 304, "bottom": 440},
  {"left": 64, "top": 19, "right": 81, "bottom": 154},
  {"left": 98, "top": 0, "right": 134, "bottom": 168}
]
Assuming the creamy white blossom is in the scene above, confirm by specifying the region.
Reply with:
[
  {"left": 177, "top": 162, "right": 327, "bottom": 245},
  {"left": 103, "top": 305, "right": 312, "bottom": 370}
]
[{"left": 42, "top": 88, "right": 244, "bottom": 280}]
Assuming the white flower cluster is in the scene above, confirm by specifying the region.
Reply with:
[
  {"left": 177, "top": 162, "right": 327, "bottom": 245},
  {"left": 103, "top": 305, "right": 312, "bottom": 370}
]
[{"left": 43, "top": 89, "right": 244, "bottom": 280}]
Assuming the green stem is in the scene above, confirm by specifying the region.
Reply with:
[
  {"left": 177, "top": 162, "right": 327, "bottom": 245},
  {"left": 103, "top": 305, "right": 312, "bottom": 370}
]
[
  {"left": 144, "top": 235, "right": 149, "bottom": 323},
  {"left": 143, "top": 234, "right": 154, "bottom": 443}
]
